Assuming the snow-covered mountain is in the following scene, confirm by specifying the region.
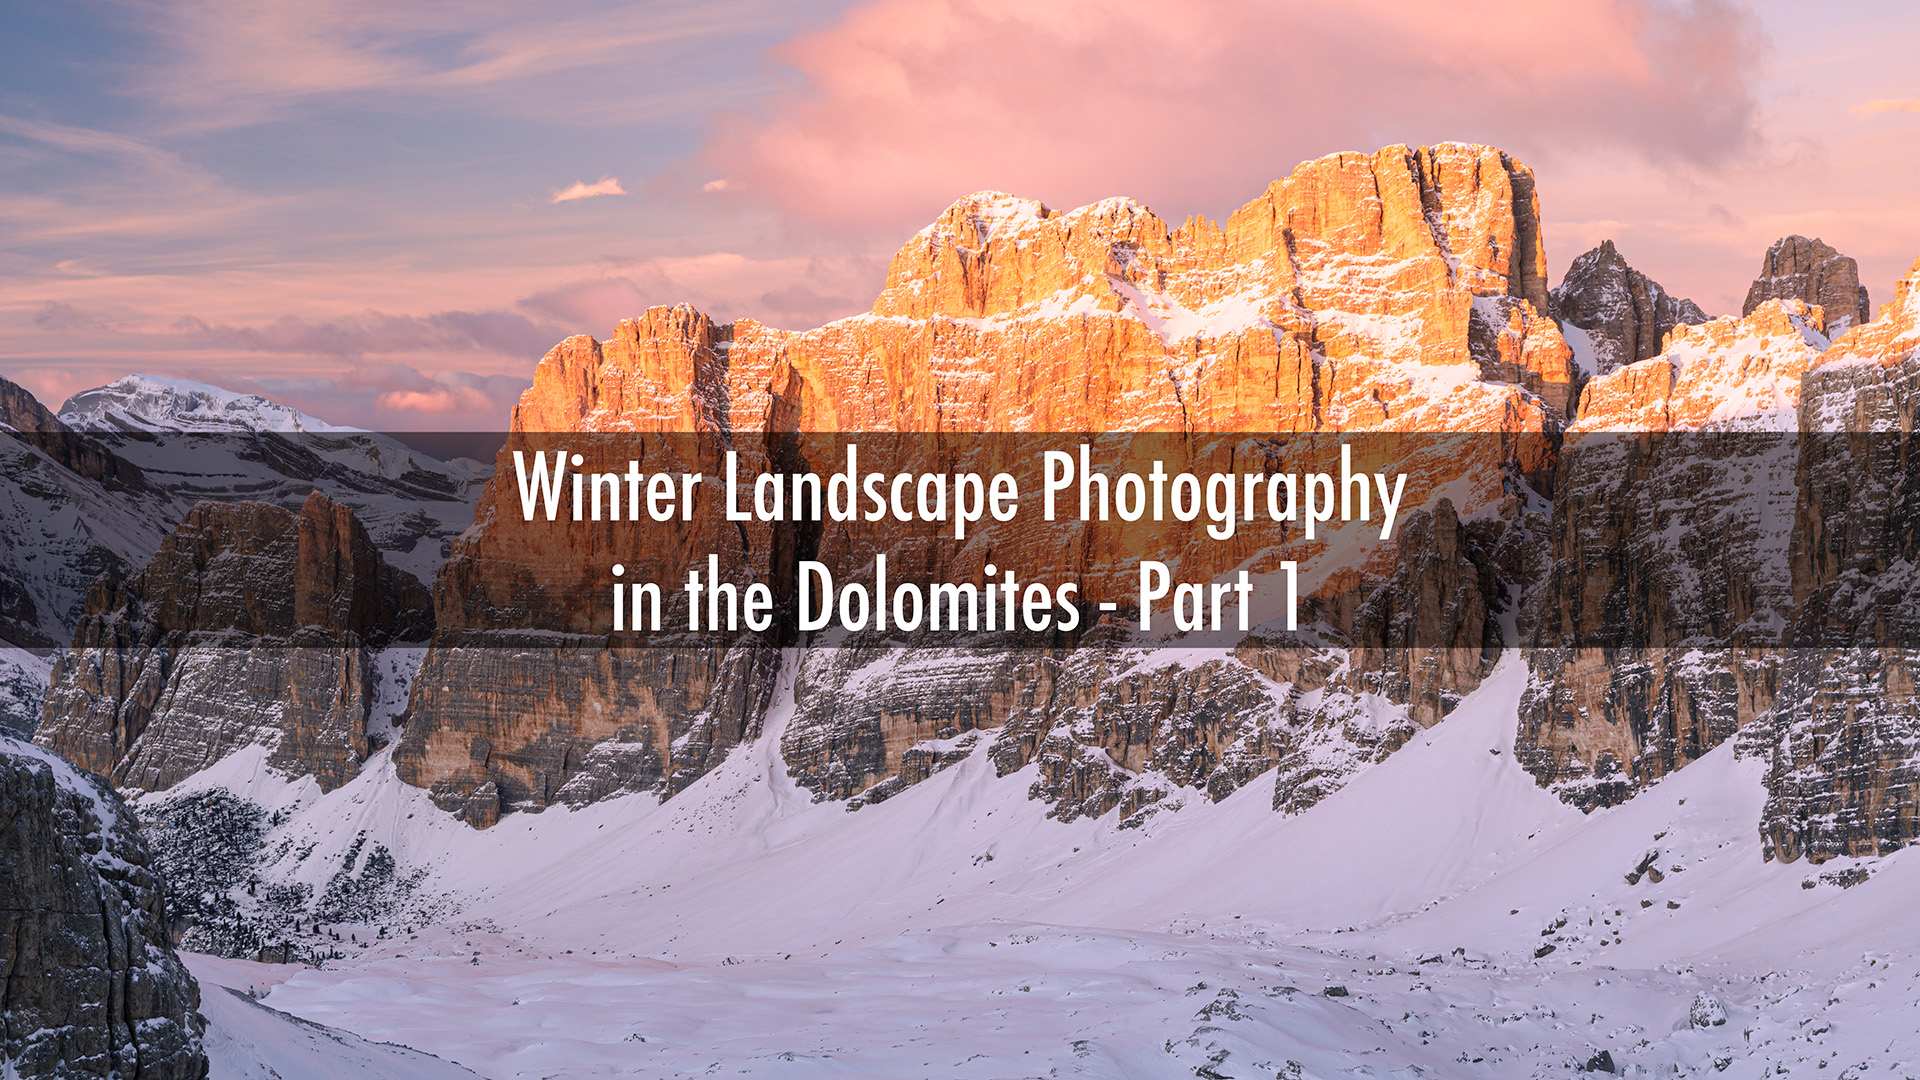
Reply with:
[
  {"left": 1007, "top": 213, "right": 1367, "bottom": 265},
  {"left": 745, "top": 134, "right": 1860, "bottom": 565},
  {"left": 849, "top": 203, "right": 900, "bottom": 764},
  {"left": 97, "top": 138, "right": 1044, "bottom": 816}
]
[
  {"left": 13, "top": 143, "right": 1920, "bottom": 1077},
  {"left": 0, "top": 373, "right": 487, "bottom": 661},
  {"left": 60, "top": 374, "right": 364, "bottom": 435},
  {"left": 0, "top": 370, "right": 484, "bottom": 736},
  {"left": 56, "top": 375, "right": 492, "bottom": 583},
  {"left": 0, "top": 374, "right": 181, "bottom": 676}
]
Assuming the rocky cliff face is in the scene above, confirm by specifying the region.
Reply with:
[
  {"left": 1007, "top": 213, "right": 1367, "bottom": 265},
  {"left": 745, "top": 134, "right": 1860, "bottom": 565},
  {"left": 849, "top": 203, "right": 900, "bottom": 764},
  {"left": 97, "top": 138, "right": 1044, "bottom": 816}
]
[
  {"left": 1747, "top": 255, "right": 1920, "bottom": 862},
  {"left": 1515, "top": 300, "right": 1830, "bottom": 807},
  {"left": 54, "top": 376, "right": 491, "bottom": 587},
  {"left": 1549, "top": 240, "right": 1708, "bottom": 380},
  {"left": 1, "top": 372, "right": 482, "bottom": 659},
  {"left": 0, "top": 377, "right": 153, "bottom": 497},
  {"left": 1, "top": 736, "right": 206, "bottom": 1079},
  {"left": 1514, "top": 252, "right": 1920, "bottom": 866},
  {"left": 1517, "top": 296, "right": 1832, "bottom": 803},
  {"left": 1744, "top": 235, "right": 1873, "bottom": 333},
  {"left": 397, "top": 142, "right": 1569, "bottom": 825},
  {"left": 34, "top": 492, "right": 431, "bottom": 793}
]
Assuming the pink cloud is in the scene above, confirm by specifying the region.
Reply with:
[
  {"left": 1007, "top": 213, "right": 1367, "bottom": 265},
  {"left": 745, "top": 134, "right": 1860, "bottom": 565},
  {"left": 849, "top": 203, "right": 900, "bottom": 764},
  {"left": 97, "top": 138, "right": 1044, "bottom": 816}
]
[
  {"left": 1850, "top": 98, "right": 1920, "bottom": 116},
  {"left": 517, "top": 253, "right": 882, "bottom": 331},
  {"left": 550, "top": 177, "right": 627, "bottom": 203},
  {"left": 377, "top": 384, "right": 495, "bottom": 415},
  {"left": 703, "top": 0, "right": 1764, "bottom": 231}
]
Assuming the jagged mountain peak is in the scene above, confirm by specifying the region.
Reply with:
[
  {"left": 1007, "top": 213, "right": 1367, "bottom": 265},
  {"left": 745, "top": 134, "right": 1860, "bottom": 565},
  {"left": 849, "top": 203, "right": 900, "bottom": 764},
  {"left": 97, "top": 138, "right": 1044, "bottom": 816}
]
[
  {"left": 1549, "top": 239, "right": 1709, "bottom": 380},
  {"left": 915, "top": 190, "right": 1057, "bottom": 246}
]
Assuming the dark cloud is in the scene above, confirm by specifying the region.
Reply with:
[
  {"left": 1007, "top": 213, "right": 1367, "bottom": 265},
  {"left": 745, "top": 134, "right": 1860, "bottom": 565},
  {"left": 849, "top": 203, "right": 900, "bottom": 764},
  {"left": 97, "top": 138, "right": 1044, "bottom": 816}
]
[
  {"left": 170, "top": 309, "right": 565, "bottom": 361},
  {"left": 32, "top": 302, "right": 106, "bottom": 331}
]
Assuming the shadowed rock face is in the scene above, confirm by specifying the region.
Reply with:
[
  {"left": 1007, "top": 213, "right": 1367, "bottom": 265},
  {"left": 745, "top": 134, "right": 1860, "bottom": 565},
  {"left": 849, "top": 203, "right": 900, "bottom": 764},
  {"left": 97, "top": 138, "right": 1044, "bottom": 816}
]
[
  {"left": 1516, "top": 257, "right": 1920, "bottom": 864},
  {"left": 1744, "top": 235, "right": 1872, "bottom": 333},
  {"left": 1549, "top": 240, "right": 1708, "bottom": 382},
  {"left": 1753, "top": 292, "right": 1920, "bottom": 862},
  {"left": 1516, "top": 301, "right": 1829, "bottom": 810},
  {"left": 0, "top": 738, "right": 207, "bottom": 1079},
  {"left": 0, "top": 375, "right": 152, "bottom": 495},
  {"left": 34, "top": 491, "right": 431, "bottom": 793}
]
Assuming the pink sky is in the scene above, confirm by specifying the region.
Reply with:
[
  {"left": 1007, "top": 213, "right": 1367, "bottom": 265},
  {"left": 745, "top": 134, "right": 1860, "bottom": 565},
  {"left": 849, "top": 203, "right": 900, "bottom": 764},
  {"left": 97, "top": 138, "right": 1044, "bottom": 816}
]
[{"left": 2, "top": 0, "right": 1917, "bottom": 428}]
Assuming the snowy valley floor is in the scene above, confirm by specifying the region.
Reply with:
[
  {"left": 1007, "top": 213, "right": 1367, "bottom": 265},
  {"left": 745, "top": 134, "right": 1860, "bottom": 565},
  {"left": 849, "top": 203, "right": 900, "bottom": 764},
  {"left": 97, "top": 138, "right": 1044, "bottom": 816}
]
[{"left": 176, "top": 655, "right": 1920, "bottom": 1078}]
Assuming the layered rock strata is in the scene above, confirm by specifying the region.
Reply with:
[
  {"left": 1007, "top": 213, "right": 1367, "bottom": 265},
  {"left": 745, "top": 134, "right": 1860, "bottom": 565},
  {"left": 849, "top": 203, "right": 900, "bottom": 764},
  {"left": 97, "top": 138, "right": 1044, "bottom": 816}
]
[{"left": 1519, "top": 255, "right": 1920, "bottom": 865}]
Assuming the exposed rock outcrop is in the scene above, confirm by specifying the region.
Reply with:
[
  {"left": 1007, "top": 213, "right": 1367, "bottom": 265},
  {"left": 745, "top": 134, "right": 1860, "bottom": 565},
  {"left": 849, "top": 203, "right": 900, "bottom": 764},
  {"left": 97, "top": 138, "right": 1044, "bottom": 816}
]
[
  {"left": 0, "top": 376, "right": 152, "bottom": 494},
  {"left": 1744, "top": 235, "right": 1872, "bottom": 333},
  {"left": 1749, "top": 257, "right": 1920, "bottom": 862},
  {"left": 0, "top": 736, "right": 206, "bottom": 1079},
  {"left": 35, "top": 492, "right": 431, "bottom": 792},
  {"left": 54, "top": 374, "right": 491, "bottom": 587},
  {"left": 1549, "top": 240, "right": 1708, "bottom": 380}
]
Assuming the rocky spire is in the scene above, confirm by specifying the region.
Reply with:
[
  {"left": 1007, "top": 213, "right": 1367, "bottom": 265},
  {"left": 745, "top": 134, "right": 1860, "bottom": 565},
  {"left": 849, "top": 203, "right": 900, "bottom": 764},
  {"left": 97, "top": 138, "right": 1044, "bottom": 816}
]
[
  {"left": 1548, "top": 240, "right": 1708, "bottom": 378},
  {"left": 1743, "top": 235, "right": 1872, "bottom": 333}
]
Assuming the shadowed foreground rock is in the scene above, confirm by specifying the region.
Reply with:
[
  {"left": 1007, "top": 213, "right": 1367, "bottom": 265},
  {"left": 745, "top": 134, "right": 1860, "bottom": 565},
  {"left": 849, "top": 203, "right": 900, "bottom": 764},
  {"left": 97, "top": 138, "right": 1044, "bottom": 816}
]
[
  {"left": 0, "top": 737, "right": 206, "bottom": 1079},
  {"left": 35, "top": 491, "right": 432, "bottom": 793}
]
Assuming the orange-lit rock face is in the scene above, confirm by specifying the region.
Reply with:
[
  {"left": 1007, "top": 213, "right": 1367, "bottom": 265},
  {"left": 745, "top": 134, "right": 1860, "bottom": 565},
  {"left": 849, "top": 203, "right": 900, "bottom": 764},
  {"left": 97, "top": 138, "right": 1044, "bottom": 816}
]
[
  {"left": 509, "top": 143, "right": 1570, "bottom": 438},
  {"left": 1744, "top": 235, "right": 1872, "bottom": 334},
  {"left": 1571, "top": 299, "right": 1831, "bottom": 433},
  {"left": 1815, "top": 255, "right": 1920, "bottom": 372},
  {"left": 399, "top": 143, "right": 1579, "bottom": 825}
]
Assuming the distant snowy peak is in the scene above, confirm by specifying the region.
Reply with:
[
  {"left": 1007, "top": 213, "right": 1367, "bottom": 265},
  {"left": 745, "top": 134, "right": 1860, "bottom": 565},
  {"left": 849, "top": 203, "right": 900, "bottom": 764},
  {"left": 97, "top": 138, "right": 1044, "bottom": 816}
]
[
  {"left": 59, "top": 374, "right": 359, "bottom": 435},
  {"left": 48, "top": 373, "right": 490, "bottom": 585}
]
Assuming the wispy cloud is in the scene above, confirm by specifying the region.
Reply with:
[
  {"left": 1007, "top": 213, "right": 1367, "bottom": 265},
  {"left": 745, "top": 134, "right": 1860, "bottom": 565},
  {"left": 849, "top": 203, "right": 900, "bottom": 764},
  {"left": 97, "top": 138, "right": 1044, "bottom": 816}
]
[
  {"left": 1851, "top": 98, "right": 1920, "bottom": 116},
  {"left": 116, "top": 0, "right": 795, "bottom": 132},
  {"left": 550, "top": 177, "right": 627, "bottom": 204},
  {"left": 0, "top": 113, "right": 263, "bottom": 245}
]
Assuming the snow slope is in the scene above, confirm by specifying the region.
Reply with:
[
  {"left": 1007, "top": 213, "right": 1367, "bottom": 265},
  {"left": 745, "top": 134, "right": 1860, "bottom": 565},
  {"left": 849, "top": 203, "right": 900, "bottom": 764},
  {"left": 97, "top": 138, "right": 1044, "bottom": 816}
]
[
  {"left": 0, "top": 645, "right": 52, "bottom": 734},
  {"left": 154, "top": 650, "right": 1920, "bottom": 1078},
  {"left": 187, "top": 954, "right": 483, "bottom": 1079}
]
